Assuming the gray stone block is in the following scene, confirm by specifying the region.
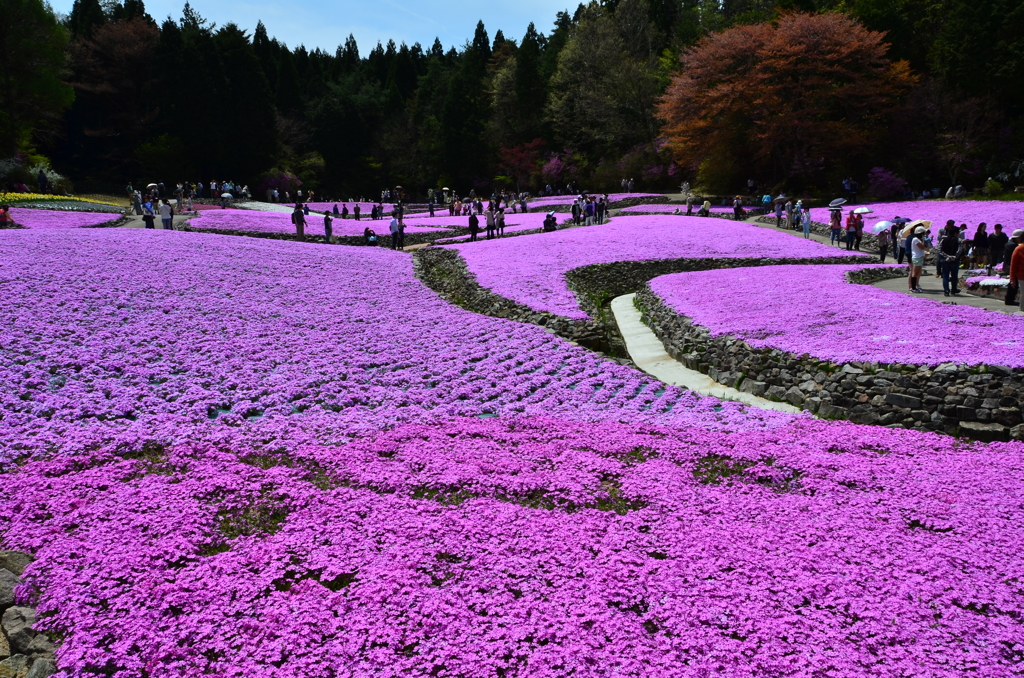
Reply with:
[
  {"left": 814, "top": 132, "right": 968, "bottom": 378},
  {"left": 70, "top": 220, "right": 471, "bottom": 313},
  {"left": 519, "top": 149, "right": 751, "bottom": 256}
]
[
  {"left": 1, "top": 607, "right": 35, "bottom": 654},
  {"left": 765, "top": 385, "right": 787, "bottom": 401},
  {"left": 0, "top": 570, "right": 19, "bottom": 612},
  {"left": 784, "top": 387, "right": 805, "bottom": 406},
  {"left": 885, "top": 393, "right": 921, "bottom": 409},
  {"left": 0, "top": 555, "right": 31, "bottom": 578},
  {"left": 0, "top": 655, "right": 29, "bottom": 678},
  {"left": 25, "top": 659, "right": 56, "bottom": 678}
]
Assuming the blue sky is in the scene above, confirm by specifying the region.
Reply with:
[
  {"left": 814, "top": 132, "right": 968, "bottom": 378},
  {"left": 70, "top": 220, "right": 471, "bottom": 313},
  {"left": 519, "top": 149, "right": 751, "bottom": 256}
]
[{"left": 54, "top": 0, "right": 573, "bottom": 54}]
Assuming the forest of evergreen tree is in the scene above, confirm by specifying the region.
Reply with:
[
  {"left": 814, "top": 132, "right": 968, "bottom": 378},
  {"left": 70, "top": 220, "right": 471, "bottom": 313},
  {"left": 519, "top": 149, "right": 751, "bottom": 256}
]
[{"left": 5, "top": 0, "right": 1024, "bottom": 198}]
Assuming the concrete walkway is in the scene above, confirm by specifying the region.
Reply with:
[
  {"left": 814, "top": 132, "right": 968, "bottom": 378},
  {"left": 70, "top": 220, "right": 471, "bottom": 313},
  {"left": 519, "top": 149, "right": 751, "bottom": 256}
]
[{"left": 610, "top": 294, "right": 800, "bottom": 413}]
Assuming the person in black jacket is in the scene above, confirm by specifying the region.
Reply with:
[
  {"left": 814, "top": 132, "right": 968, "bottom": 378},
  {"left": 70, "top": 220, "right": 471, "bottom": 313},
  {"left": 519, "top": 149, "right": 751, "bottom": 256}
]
[
  {"left": 988, "top": 224, "right": 1009, "bottom": 273},
  {"left": 937, "top": 221, "right": 962, "bottom": 296},
  {"left": 468, "top": 212, "right": 479, "bottom": 241}
]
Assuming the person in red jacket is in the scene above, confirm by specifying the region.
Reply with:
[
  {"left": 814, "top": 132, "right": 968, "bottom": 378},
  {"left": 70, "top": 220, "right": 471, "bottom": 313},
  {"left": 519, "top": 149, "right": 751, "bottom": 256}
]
[{"left": 1009, "top": 229, "right": 1024, "bottom": 312}]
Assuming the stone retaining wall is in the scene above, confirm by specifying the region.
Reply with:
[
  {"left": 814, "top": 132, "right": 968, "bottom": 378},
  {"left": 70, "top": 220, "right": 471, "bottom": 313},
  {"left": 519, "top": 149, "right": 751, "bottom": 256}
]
[
  {"left": 635, "top": 269, "right": 1024, "bottom": 441},
  {"left": 0, "top": 551, "right": 56, "bottom": 678}
]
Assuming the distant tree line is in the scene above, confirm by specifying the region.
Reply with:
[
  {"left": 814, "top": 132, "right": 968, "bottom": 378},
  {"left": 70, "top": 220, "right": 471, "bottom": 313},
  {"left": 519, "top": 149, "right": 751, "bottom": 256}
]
[{"left": 3, "top": 0, "right": 1024, "bottom": 197}]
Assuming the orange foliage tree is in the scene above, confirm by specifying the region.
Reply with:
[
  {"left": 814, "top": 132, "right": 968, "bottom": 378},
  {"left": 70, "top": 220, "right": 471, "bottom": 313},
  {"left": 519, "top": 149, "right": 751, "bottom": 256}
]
[{"left": 657, "top": 12, "right": 917, "bottom": 191}]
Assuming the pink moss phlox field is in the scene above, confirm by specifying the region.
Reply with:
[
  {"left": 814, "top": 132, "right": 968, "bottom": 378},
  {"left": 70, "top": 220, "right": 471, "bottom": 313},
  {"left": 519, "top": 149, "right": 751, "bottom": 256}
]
[
  {"left": 0, "top": 229, "right": 787, "bottom": 467},
  {"left": 189, "top": 209, "right": 448, "bottom": 237},
  {"left": 809, "top": 201, "right": 1023, "bottom": 238},
  {"left": 295, "top": 202, "right": 393, "bottom": 214},
  {"left": 529, "top": 193, "right": 662, "bottom": 208},
  {"left": 649, "top": 264, "right": 1024, "bottom": 367},
  {"left": 447, "top": 215, "right": 867, "bottom": 319},
  {"left": 619, "top": 205, "right": 735, "bottom": 214},
  {"left": 3, "top": 416, "right": 1023, "bottom": 676},
  {"left": 9, "top": 208, "right": 120, "bottom": 229}
]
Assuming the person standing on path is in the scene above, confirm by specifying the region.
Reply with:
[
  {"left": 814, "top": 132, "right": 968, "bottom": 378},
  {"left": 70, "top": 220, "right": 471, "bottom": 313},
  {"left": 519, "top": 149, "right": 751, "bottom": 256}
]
[
  {"left": 877, "top": 226, "right": 889, "bottom": 262},
  {"left": 853, "top": 213, "right": 864, "bottom": 250},
  {"left": 989, "top": 224, "right": 1009, "bottom": 273},
  {"left": 159, "top": 199, "right": 173, "bottom": 229},
  {"left": 468, "top": 212, "right": 480, "bottom": 241},
  {"left": 972, "top": 223, "right": 990, "bottom": 270},
  {"left": 1009, "top": 232, "right": 1024, "bottom": 312},
  {"left": 485, "top": 208, "right": 496, "bottom": 239},
  {"left": 1003, "top": 229, "right": 1022, "bottom": 279},
  {"left": 292, "top": 205, "right": 306, "bottom": 241},
  {"left": 142, "top": 199, "right": 156, "bottom": 229},
  {"left": 389, "top": 216, "right": 404, "bottom": 249},
  {"left": 844, "top": 211, "right": 857, "bottom": 251},
  {"left": 774, "top": 200, "right": 784, "bottom": 228},
  {"left": 891, "top": 219, "right": 905, "bottom": 263},
  {"left": 571, "top": 199, "right": 582, "bottom": 226},
  {"left": 686, "top": 193, "right": 694, "bottom": 216},
  {"left": 829, "top": 209, "right": 842, "bottom": 246},
  {"left": 800, "top": 208, "right": 811, "bottom": 238},
  {"left": 323, "top": 212, "right": 333, "bottom": 244},
  {"left": 909, "top": 226, "right": 929, "bottom": 292},
  {"left": 132, "top": 191, "right": 143, "bottom": 215},
  {"left": 937, "top": 221, "right": 962, "bottom": 296},
  {"left": 353, "top": 204, "right": 361, "bottom": 221},
  {"left": 784, "top": 199, "right": 794, "bottom": 229},
  {"left": 496, "top": 208, "right": 506, "bottom": 236}
]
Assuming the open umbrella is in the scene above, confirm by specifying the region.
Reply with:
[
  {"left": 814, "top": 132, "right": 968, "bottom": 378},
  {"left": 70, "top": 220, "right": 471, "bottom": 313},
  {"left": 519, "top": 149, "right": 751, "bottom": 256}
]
[
  {"left": 853, "top": 206, "right": 873, "bottom": 215},
  {"left": 870, "top": 220, "right": 892, "bottom": 235},
  {"left": 892, "top": 217, "right": 910, "bottom": 224},
  {"left": 146, "top": 183, "right": 158, "bottom": 189},
  {"left": 829, "top": 198, "right": 847, "bottom": 208},
  {"left": 220, "top": 192, "right": 233, "bottom": 199},
  {"left": 901, "top": 219, "right": 931, "bottom": 238}
]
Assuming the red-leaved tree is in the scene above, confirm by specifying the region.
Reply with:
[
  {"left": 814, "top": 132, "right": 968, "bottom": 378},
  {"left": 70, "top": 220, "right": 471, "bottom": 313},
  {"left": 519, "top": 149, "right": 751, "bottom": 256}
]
[{"left": 657, "top": 12, "right": 916, "bottom": 191}]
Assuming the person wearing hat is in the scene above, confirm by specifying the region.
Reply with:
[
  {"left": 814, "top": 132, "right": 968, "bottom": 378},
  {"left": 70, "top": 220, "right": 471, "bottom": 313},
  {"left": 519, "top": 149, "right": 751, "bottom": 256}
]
[
  {"left": 989, "top": 224, "right": 1009, "bottom": 273},
  {"left": 909, "top": 225, "right": 929, "bottom": 292},
  {"left": 543, "top": 212, "right": 557, "bottom": 232}
]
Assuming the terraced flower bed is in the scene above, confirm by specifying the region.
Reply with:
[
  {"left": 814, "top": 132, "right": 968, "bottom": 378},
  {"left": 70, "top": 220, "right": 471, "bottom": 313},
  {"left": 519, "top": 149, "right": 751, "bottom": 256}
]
[
  {"left": 444, "top": 215, "right": 869, "bottom": 320},
  {"left": 808, "top": 200, "right": 1020, "bottom": 238},
  {"left": 184, "top": 208, "right": 453, "bottom": 244},
  {"left": 637, "top": 263, "right": 1024, "bottom": 436},
  {"left": 2, "top": 223, "right": 1024, "bottom": 676},
  {"left": 5, "top": 208, "right": 124, "bottom": 229}
]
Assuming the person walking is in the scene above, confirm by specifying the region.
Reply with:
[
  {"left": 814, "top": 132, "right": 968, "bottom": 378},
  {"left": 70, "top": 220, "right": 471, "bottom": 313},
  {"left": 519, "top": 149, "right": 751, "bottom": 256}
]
[
  {"left": 468, "top": 212, "right": 480, "bottom": 241},
  {"left": 877, "top": 226, "right": 890, "bottom": 262},
  {"left": 801, "top": 208, "right": 811, "bottom": 239},
  {"left": 291, "top": 205, "right": 306, "bottom": 241},
  {"left": 159, "top": 199, "right": 173, "bottom": 229},
  {"left": 937, "top": 221, "right": 962, "bottom": 296},
  {"left": 909, "top": 226, "right": 928, "bottom": 292},
  {"left": 323, "top": 211, "right": 333, "bottom": 244},
  {"left": 784, "top": 199, "right": 794, "bottom": 229},
  {"left": 627, "top": 178, "right": 635, "bottom": 193},
  {"left": 853, "top": 212, "right": 864, "bottom": 250},
  {"left": 1009, "top": 231, "right": 1024, "bottom": 312}
]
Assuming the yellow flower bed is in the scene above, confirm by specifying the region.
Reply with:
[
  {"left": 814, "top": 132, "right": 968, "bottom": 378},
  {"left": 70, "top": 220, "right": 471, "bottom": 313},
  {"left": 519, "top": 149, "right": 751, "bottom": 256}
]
[{"left": 0, "top": 192, "right": 118, "bottom": 206}]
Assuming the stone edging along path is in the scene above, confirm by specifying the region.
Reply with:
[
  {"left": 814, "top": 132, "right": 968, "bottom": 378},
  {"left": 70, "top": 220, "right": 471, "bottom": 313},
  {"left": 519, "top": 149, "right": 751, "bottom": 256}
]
[{"left": 634, "top": 267, "right": 1024, "bottom": 441}]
